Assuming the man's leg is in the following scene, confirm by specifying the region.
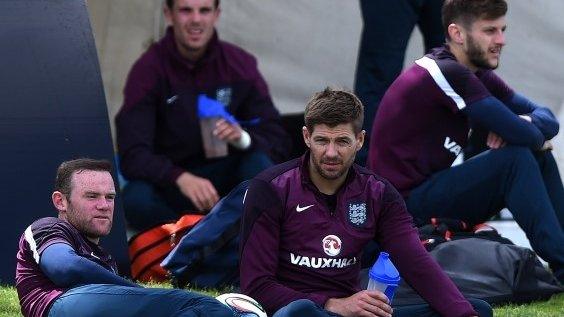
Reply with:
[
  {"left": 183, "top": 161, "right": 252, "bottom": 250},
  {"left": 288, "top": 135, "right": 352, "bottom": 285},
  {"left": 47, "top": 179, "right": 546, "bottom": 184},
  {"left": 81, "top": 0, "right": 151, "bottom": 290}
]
[
  {"left": 273, "top": 299, "right": 340, "bottom": 317},
  {"left": 47, "top": 284, "right": 232, "bottom": 317},
  {"left": 151, "top": 152, "right": 272, "bottom": 218},
  {"left": 393, "top": 298, "right": 492, "bottom": 317},
  {"left": 406, "top": 146, "right": 564, "bottom": 281},
  {"left": 236, "top": 150, "right": 274, "bottom": 181},
  {"left": 418, "top": 0, "right": 445, "bottom": 53},
  {"left": 535, "top": 151, "right": 564, "bottom": 229},
  {"left": 158, "top": 156, "right": 245, "bottom": 212},
  {"left": 121, "top": 180, "right": 181, "bottom": 231},
  {"left": 354, "top": 0, "right": 419, "bottom": 165}
]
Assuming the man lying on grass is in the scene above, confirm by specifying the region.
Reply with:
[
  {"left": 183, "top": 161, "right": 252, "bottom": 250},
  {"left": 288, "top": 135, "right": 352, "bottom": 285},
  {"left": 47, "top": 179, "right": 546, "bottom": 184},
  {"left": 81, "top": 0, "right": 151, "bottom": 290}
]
[{"left": 15, "top": 158, "right": 232, "bottom": 317}]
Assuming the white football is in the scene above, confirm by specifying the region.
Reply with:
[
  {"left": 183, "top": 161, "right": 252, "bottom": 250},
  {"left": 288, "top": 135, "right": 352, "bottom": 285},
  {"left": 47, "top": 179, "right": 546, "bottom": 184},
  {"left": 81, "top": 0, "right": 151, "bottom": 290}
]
[{"left": 215, "top": 293, "right": 268, "bottom": 317}]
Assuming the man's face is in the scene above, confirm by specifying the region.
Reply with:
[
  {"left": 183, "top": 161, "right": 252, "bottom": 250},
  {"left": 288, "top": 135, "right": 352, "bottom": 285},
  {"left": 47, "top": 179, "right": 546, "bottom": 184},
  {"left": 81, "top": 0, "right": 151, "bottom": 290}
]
[
  {"left": 165, "top": 0, "right": 220, "bottom": 60},
  {"left": 55, "top": 170, "right": 116, "bottom": 243},
  {"left": 463, "top": 17, "right": 506, "bottom": 70},
  {"left": 303, "top": 123, "right": 364, "bottom": 181}
]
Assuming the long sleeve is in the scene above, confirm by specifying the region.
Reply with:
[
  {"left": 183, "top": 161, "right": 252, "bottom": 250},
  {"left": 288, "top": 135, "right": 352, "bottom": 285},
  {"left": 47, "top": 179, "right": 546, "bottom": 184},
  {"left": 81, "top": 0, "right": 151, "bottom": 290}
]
[
  {"left": 239, "top": 179, "right": 329, "bottom": 315},
  {"left": 376, "top": 183, "right": 476, "bottom": 317},
  {"left": 40, "top": 243, "right": 140, "bottom": 289},
  {"left": 115, "top": 53, "right": 185, "bottom": 185},
  {"left": 464, "top": 96, "right": 545, "bottom": 150},
  {"left": 505, "top": 93, "right": 559, "bottom": 140}
]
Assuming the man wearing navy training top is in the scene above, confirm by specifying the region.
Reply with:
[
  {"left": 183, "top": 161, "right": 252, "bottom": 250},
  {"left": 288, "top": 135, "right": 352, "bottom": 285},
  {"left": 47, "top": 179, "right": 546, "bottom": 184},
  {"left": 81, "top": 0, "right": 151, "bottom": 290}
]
[
  {"left": 368, "top": 0, "right": 564, "bottom": 284},
  {"left": 240, "top": 88, "right": 491, "bottom": 317},
  {"left": 15, "top": 159, "right": 231, "bottom": 317}
]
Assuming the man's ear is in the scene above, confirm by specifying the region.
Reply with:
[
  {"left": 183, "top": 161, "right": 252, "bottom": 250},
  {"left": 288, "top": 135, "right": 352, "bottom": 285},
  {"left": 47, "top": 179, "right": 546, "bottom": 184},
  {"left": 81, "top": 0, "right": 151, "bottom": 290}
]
[
  {"left": 163, "top": 4, "right": 173, "bottom": 26},
  {"left": 52, "top": 191, "right": 68, "bottom": 213},
  {"left": 448, "top": 23, "right": 465, "bottom": 45},
  {"left": 356, "top": 130, "right": 366, "bottom": 151},
  {"left": 302, "top": 126, "right": 311, "bottom": 148}
]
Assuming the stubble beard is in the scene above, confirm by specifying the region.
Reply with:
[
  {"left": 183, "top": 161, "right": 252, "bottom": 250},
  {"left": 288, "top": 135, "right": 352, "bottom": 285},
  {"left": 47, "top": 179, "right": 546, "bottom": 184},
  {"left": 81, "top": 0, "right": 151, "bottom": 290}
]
[
  {"left": 312, "top": 155, "right": 355, "bottom": 181},
  {"left": 66, "top": 202, "right": 111, "bottom": 241},
  {"left": 466, "top": 35, "right": 498, "bottom": 70}
]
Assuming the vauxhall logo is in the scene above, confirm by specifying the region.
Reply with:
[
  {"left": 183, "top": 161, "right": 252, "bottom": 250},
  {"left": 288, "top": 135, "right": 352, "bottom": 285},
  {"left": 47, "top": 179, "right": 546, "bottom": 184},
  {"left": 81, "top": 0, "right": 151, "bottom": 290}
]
[
  {"left": 289, "top": 235, "right": 357, "bottom": 269},
  {"left": 444, "top": 136, "right": 462, "bottom": 156}
]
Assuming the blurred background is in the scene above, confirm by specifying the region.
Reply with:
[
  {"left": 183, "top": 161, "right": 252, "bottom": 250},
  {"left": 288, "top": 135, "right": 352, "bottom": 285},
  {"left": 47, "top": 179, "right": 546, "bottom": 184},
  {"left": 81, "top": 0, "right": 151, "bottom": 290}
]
[{"left": 87, "top": 0, "right": 564, "bottom": 173}]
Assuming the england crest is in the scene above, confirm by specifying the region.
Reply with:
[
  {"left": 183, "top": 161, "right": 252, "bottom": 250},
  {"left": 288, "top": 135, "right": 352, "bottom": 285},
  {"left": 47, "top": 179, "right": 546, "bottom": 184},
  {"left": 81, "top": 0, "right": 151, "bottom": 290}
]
[
  {"left": 216, "top": 87, "right": 232, "bottom": 107},
  {"left": 348, "top": 202, "right": 367, "bottom": 227}
]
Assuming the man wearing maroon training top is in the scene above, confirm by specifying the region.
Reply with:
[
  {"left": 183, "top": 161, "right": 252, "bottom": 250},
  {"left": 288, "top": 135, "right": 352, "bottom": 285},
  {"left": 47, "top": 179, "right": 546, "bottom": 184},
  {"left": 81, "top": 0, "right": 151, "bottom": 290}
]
[
  {"left": 15, "top": 159, "right": 231, "bottom": 317},
  {"left": 240, "top": 88, "right": 491, "bottom": 317},
  {"left": 116, "top": 0, "right": 289, "bottom": 232},
  {"left": 367, "top": 0, "right": 564, "bottom": 284}
]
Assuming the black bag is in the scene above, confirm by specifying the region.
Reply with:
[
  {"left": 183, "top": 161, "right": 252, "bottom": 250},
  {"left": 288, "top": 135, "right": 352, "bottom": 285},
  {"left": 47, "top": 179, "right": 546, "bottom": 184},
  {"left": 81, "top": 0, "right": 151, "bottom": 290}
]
[
  {"left": 392, "top": 219, "right": 563, "bottom": 306},
  {"left": 161, "top": 181, "right": 249, "bottom": 289}
]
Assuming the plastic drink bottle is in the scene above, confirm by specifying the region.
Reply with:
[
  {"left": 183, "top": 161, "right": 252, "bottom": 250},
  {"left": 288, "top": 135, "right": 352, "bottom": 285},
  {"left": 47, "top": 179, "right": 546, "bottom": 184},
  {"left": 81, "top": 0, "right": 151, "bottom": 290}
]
[{"left": 367, "top": 252, "right": 401, "bottom": 301}]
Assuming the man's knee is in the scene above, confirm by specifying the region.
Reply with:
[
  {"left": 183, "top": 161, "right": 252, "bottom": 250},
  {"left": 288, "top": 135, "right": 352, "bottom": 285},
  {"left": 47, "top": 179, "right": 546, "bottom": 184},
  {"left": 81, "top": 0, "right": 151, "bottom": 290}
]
[
  {"left": 121, "top": 180, "right": 176, "bottom": 230},
  {"left": 167, "top": 289, "right": 233, "bottom": 317},
  {"left": 192, "top": 296, "right": 233, "bottom": 317},
  {"left": 467, "top": 298, "right": 493, "bottom": 317},
  {"left": 274, "top": 299, "right": 322, "bottom": 316},
  {"left": 238, "top": 151, "right": 273, "bottom": 179},
  {"left": 490, "top": 146, "right": 537, "bottom": 168},
  {"left": 122, "top": 181, "right": 159, "bottom": 208}
]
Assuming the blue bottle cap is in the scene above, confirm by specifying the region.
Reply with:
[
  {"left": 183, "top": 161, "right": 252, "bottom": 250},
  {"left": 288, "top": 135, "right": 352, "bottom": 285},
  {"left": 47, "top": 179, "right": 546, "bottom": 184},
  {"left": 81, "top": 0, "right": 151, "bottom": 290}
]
[
  {"left": 197, "top": 94, "right": 237, "bottom": 123},
  {"left": 368, "top": 252, "right": 400, "bottom": 285}
]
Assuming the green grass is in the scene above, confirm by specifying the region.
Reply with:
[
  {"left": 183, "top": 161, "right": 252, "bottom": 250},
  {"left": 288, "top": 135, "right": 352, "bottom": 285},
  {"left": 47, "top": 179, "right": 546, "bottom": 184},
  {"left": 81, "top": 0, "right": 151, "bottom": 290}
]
[
  {"left": 493, "top": 293, "right": 564, "bottom": 316},
  {"left": 1, "top": 285, "right": 562, "bottom": 316},
  {"left": 0, "top": 287, "right": 20, "bottom": 317}
]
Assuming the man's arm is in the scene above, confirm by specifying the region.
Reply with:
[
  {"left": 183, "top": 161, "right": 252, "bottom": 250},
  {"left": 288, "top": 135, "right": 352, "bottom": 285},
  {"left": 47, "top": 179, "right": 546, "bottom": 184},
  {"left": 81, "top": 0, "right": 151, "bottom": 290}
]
[
  {"left": 239, "top": 179, "right": 328, "bottom": 313},
  {"left": 40, "top": 243, "right": 139, "bottom": 288},
  {"left": 505, "top": 93, "right": 559, "bottom": 140},
  {"left": 116, "top": 57, "right": 219, "bottom": 211},
  {"left": 115, "top": 56, "right": 186, "bottom": 186},
  {"left": 463, "top": 96, "right": 545, "bottom": 149},
  {"left": 376, "top": 182, "right": 477, "bottom": 317}
]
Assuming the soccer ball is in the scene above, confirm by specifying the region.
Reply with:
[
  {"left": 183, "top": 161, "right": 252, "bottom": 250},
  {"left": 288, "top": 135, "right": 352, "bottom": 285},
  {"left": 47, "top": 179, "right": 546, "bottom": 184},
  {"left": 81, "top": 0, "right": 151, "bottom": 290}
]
[{"left": 215, "top": 293, "right": 267, "bottom": 317}]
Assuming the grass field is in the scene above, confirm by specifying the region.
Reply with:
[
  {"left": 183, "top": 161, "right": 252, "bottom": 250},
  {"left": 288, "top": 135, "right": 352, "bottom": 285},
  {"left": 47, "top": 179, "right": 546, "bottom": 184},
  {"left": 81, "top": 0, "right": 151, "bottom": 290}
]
[{"left": 1, "top": 285, "right": 562, "bottom": 317}]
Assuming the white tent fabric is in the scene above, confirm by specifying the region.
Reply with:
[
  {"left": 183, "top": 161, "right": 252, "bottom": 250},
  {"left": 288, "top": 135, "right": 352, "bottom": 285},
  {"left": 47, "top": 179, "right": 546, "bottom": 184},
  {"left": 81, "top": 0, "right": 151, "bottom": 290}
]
[{"left": 216, "top": 1, "right": 564, "bottom": 115}]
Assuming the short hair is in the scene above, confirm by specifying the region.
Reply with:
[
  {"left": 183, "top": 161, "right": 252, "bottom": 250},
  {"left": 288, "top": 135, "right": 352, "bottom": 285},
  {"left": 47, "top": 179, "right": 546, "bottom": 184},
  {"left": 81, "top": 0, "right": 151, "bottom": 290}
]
[
  {"left": 166, "top": 0, "right": 220, "bottom": 9},
  {"left": 304, "top": 87, "right": 364, "bottom": 134},
  {"left": 442, "top": 0, "right": 507, "bottom": 40},
  {"left": 55, "top": 158, "right": 112, "bottom": 197}
]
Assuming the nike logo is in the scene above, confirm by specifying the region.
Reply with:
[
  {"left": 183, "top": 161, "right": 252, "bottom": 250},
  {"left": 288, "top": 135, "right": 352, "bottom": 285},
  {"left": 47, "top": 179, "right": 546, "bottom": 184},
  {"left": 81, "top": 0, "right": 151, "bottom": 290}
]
[
  {"left": 166, "top": 95, "right": 178, "bottom": 105},
  {"left": 296, "top": 204, "right": 314, "bottom": 212},
  {"left": 91, "top": 252, "right": 101, "bottom": 260}
]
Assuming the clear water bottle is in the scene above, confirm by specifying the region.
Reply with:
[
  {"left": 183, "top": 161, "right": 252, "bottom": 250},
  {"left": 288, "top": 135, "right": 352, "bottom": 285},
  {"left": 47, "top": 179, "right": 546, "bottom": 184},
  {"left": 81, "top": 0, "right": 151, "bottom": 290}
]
[{"left": 367, "top": 252, "right": 401, "bottom": 301}]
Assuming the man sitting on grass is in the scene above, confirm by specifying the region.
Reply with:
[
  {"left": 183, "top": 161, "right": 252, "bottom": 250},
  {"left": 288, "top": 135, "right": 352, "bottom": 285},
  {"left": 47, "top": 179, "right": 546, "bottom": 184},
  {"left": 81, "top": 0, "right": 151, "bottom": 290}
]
[{"left": 15, "top": 158, "right": 232, "bottom": 317}]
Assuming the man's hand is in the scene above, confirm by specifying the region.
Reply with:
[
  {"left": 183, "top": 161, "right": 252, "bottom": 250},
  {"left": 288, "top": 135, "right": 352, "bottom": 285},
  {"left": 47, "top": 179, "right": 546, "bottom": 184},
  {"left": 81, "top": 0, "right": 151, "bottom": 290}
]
[
  {"left": 175, "top": 172, "right": 219, "bottom": 212},
  {"left": 214, "top": 118, "right": 242, "bottom": 144},
  {"left": 541, "top": 140, "right": 553, "bottom": 151},
  {"left": 487, "top": 132, "right": 506, "bottom": 149},
  {"left": 324, "top": 290, "right": 392, "bottom": 317}
]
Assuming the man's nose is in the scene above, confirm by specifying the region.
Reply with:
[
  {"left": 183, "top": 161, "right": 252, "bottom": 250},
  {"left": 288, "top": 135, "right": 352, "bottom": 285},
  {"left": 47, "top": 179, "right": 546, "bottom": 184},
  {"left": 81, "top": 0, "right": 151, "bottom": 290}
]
[
  {"left": 325, "top": 142, "right": 338, "bottom": 157},
  {"left": 495, "top": 30, "right": 505, "bottom": 46},
  {"left": 191, "top": 11, "right": 202, "bottom": 23},
  {"left": 97, "top": 199, "right": 112, "bottom": 210}
]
